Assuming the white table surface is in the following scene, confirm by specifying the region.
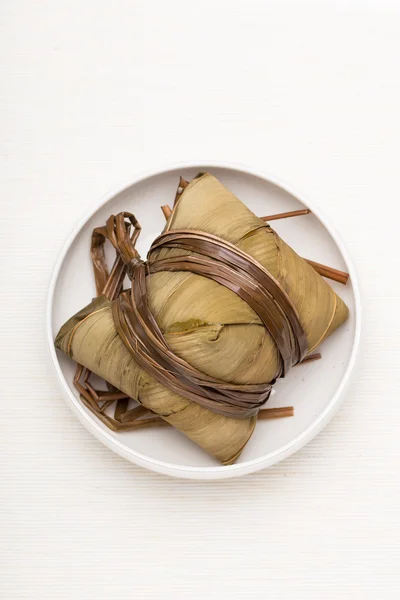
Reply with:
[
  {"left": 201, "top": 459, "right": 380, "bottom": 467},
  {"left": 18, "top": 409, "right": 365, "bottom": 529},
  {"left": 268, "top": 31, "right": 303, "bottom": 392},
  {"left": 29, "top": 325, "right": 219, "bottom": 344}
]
[{"left": 1, "top": 1, "right": 399, "bottom": 598}]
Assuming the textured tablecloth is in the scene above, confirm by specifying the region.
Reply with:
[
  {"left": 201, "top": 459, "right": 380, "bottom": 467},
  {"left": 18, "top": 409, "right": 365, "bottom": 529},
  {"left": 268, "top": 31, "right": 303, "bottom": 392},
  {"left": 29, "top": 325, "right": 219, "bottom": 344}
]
[{"left": 1, "top": 1, "right": 399, "bottom": 598}]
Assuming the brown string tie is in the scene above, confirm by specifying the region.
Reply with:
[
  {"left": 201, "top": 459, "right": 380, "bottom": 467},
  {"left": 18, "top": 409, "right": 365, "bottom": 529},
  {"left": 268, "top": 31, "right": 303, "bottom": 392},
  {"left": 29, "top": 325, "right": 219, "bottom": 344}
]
[{"left": 92, "top": 212, "right": 308, "bottom": 419}]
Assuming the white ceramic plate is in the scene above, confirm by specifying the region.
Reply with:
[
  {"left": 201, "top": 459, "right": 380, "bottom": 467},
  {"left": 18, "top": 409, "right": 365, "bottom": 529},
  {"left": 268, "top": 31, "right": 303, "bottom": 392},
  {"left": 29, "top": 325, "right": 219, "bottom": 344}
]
[{"left": 47, "top": 162, "right": 361, "bottom": 480}]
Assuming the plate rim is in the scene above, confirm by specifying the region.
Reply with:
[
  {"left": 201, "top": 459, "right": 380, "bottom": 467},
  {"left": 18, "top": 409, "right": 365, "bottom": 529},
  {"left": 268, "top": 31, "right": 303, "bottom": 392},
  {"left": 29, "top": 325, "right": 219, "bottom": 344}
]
[{"left": 46, "top": 160, "right": 362, "bottom": 480}]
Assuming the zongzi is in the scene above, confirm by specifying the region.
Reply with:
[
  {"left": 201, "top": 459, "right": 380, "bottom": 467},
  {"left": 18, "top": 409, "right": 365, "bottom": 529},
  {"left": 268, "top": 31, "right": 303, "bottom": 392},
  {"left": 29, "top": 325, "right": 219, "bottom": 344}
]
[{"left": 55, "top": 173, "right": 349, "bottom": 464}]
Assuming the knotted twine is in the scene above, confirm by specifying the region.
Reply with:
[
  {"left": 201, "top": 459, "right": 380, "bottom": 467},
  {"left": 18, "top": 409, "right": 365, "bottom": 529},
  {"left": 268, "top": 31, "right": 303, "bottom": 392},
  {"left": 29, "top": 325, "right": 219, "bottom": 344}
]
[{"left": 89, "top": 211, "right": 308, "bottom": 419}]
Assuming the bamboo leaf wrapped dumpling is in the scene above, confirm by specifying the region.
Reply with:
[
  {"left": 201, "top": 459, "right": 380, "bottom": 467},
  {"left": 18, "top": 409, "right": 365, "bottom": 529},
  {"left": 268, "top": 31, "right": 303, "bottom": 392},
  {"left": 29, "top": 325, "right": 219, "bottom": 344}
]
[{"left": 55, "top": 173, "right": 349, "bottom": 464}]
